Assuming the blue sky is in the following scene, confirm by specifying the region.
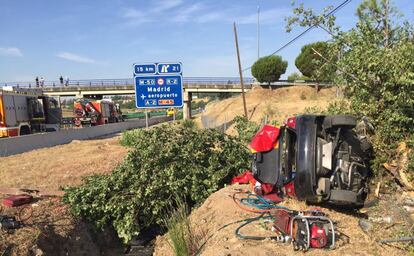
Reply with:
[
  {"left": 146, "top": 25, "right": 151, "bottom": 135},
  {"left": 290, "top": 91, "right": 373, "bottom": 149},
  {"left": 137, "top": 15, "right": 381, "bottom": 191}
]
[{"left": 0, "top": 0, "right": 413, "bottom": 82}]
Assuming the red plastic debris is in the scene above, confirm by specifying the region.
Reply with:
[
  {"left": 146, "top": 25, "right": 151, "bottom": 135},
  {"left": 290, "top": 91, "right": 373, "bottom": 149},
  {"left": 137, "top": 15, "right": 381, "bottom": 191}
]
[
  {"left": 231, "top": 171, "right": 255, "bottom": 185},
  {"left": 284, "top": 116, "right": 297, "bottom": 129},
  {"left": 261, "top": 183, "right": 274, "bottom": 195},
  {"left": 250, "top": 125, "right": 280, "bottom": 152},
  {"left": 2, "top": 195, "right": 33, "bottom": 207},
  {"left": 231, "top": 171, "right": 278, "bottom": 199},
  {"left": 262, "top": 193, "right": 283, "bottom": 203},
  {"left": 283, "top": 181, "right": 296, "bottom": 198}
]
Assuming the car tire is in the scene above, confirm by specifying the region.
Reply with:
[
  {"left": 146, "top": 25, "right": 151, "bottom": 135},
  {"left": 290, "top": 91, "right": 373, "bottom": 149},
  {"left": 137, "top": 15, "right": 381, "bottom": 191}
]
[{"left": 323, "top": 115, "right": 357, "bottom": 129}]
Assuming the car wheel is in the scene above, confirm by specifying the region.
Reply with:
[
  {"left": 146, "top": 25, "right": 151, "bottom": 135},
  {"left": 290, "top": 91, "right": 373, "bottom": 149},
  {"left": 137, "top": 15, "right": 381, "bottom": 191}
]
[{"left": 323, "top": 115, "right": 357, "bottom": 129}]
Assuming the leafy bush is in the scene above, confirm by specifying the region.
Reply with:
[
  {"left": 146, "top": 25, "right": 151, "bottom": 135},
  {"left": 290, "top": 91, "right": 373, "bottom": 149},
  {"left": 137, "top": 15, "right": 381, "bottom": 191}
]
[
  {"left": 251, "top": 55, "right": 288, "bottom": 84},
  {"left": 233, "top": 116, "right": 261, "bottom": 144},
  {"left": 191, "top": 100, "right": 208, "bottom": 110},
  {"left": 63, "top": 122, "right": 250, "bottom": 243},
  {"left": 325, "top": 100, "right": 352, "bottom": 115},
  {"left": 302, "top": 100, "right": 352, "bottom": 116}
]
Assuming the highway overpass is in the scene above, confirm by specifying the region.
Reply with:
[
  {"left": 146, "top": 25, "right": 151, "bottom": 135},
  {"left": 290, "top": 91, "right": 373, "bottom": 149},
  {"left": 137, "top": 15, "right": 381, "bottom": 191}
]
[
  {"left": 40, "top": 83, "right": 254, "bottom": 97},
  {"left": 1, "top": 77, "right": 255, "bottom": 95},
  {"left": 0, "top": 77, "right": 331, "bottom": 119},
  {"left": 1, "top": 77, "right": 258, "bottom": 120}
]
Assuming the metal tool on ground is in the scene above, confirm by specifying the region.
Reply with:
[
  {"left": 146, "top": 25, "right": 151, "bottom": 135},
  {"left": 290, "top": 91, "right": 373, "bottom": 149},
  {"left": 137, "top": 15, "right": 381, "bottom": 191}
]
[
  {"left": 233, "top": 192, "right": 336, "bottom": 251},
  {"left": 358, "top": 219, "right": 373, "bottom": 233},
  {"left": 287, "top": 212, "right": 335, "bottom": 250},
  {"left": 0, "top": 215, "right": 22, "bottom": 230},
  {"left": 379, "top": 236, "right": 414, "bottom": 244}
]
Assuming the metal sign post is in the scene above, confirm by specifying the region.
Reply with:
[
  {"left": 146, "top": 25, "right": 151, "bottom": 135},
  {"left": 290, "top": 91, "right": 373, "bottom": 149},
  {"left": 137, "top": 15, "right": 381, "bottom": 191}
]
[{"left": 145, "top": 109, "right": 149, "bottom": 129}]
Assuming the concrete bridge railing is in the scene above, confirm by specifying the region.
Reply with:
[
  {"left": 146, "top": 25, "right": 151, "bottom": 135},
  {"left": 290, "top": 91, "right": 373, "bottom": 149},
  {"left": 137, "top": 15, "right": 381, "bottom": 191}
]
[{"left": 0, "top": 77, "right": 256, "bottom": 88}]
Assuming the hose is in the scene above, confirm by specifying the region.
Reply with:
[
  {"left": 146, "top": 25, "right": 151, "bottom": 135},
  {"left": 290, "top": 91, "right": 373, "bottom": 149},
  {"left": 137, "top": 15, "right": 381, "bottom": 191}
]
[
  {"left": 235, "top": 213, "right": 288, "bottom": 242},
  {"left": 232, "top": 192, "right": 290, "bottom": 213},
  {"left": 231, "top": 192, "right": 296, "bottom": 243}
]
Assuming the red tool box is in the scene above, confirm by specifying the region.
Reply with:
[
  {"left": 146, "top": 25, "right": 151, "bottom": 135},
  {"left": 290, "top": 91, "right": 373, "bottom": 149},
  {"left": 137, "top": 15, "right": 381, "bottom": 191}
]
[{"left": 2, "top": 195, "right": 33, "bottom": 207}]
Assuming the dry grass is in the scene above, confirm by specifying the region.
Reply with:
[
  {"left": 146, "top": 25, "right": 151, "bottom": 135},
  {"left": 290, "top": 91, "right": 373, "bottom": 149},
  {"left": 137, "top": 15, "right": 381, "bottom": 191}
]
[
  {"left": 0, "top": 135, "right": 129, "bottom": 255},
  {"left": 163, "top": 201, "right": 208, "bottom": 256},
  {"left": 195, "top": 85, "right": 338, "bottom": 129},
  {"left": 0, "top": 136, "right": 128, "bottom": 191},
  {"left": 0, "top": 196, "right": 101, "bottom": 256}
]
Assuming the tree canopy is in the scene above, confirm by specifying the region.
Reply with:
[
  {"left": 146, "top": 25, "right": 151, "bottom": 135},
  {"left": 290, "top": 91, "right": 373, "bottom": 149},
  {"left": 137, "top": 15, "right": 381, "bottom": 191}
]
[
  {"left": 287, "top": 72, "right": 308, "bottom": 81},
  {"left": 251, "top": 55, "right": 288, "bottom": 84},
  {"left": 295, "top": 41, "right": 336, "bottom": 81}
]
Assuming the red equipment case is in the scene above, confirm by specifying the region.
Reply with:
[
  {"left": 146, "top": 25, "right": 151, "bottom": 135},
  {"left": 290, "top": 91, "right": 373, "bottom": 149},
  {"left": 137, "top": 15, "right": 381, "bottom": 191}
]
[{"left": 2, "top": 195, "right": 33, "bottom": 207}]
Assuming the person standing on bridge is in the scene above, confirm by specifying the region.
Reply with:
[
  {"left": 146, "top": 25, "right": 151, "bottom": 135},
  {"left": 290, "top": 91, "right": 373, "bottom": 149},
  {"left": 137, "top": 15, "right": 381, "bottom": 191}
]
[
  {"left": 65, "top": 76, "right": 69, "bottom": 86},
  {"left": 35, "top": 77, "right": 39, "bottom": 87},
  {"left": 59, "top": 76, "right": 64, "bottom": 86},
  {"left": 40, "top": 77, "right": 45, "bottom": 87}
]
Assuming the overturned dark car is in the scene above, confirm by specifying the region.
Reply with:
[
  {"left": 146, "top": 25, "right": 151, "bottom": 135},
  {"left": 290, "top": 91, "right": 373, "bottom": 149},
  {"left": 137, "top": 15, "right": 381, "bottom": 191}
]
[{"left": 251, "top": 115, "right": 373, "bottom": 208}]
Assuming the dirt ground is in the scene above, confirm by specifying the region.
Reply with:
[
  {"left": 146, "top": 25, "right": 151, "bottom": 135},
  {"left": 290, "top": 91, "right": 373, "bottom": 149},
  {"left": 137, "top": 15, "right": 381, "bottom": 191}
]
[
  {"left": 0, "top": 193, "right": 125, "bottom": 256},
  {"left": 154, "top": 184, "right": 414, "bottom": 256},
  {"left": 0, "top": 135, "right": 129, "bottom": 256},
  {"left": 196, "top": 85, "right": 338, "bottom": 128},
  {"left": 0, "top": 136, "right": 128, "bottom": 191}
]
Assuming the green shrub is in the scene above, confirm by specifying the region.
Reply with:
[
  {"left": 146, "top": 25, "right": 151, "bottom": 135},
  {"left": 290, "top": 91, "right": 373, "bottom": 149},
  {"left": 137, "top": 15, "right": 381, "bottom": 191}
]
[
  {"left": 233, "top": 116, "right": 261, "bottom": 144},
  {"left": 63, "top": 122, "right": 250, "bottom": 243},
  {"left": 251, "top": 55, "right": 288, "bottom": 84},
  {"left": 325, "top": 100, "right": 353, "bottom": 115}
]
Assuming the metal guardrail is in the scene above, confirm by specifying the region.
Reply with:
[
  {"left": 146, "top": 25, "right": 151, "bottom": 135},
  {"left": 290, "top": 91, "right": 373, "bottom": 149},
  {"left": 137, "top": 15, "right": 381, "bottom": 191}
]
[
  {"left": 0, "top": 77, "right": 336, "bottom": 92},
  {"left": 0, "top": 77, "right": 256, "bottom": 88}
]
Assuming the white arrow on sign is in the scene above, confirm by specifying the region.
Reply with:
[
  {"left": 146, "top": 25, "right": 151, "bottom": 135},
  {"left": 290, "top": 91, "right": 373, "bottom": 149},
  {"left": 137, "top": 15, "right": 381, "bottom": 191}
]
[{"left": 160, "top": 65, "right": 170, "bottom": 73}]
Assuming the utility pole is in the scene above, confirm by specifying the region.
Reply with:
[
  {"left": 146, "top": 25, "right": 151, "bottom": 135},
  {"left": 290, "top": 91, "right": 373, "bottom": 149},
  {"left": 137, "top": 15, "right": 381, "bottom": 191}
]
[
  {"left": 257, "top": 0, "right": 260, "bottom": 60},
  {"left": 233, "top": 22, "right": 248, "bottom": 119}
]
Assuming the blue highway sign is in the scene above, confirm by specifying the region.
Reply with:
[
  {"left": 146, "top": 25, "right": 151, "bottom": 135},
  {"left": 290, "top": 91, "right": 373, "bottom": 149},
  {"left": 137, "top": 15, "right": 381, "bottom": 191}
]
[
  {"left": 157, "top": 63, "right": 181, "bottom": 74},
  {"left": 134, "top": 64, "right": 156, "bottom": 75},
  {"left": 133, "top": 62, "right": 183, "bottom": 109}
]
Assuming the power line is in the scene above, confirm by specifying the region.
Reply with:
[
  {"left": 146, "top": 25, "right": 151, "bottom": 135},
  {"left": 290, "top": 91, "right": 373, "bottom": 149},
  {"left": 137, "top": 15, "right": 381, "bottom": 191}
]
[{"left": 243, "top": 0, "right": 352, "bottom": 72}]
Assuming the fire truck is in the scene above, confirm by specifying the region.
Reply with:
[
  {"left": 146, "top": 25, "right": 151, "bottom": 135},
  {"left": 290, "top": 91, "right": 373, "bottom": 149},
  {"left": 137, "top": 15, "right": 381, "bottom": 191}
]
[
  {"left": 73, "top": 99, "right": 123, "bottom": 127},
  {"left": 0, "top": 87, "right": 62, "bottom": 137}
]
